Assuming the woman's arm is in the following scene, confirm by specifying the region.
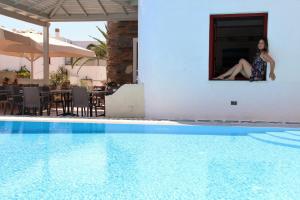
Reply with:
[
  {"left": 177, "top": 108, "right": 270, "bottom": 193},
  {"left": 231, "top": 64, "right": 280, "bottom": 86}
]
[{"left": 264, "top": 53, "right": 276, "bottom": 80}]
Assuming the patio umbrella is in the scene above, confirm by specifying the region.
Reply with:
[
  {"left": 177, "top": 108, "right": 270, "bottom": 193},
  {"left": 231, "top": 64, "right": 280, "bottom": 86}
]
[
  {"left": 0, "top": 28, "right": 95, "bottom": 79},
  {"left": 0, "top": 27, "right": 42, "bottom": 78},
  {"left": 21, "top": 31, "right": 95, "bottom": 79},
  {"left": 21, "top": 31, "right": 95, "bottom": 58},
  {"left": 0, "top": 27, "right": 36, "bottom": 47}
]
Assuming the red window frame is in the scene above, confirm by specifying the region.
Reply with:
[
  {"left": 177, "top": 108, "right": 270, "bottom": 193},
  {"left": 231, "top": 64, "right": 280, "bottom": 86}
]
[{"left": 208, "top": 13, "right": 268, "bottom": 80}]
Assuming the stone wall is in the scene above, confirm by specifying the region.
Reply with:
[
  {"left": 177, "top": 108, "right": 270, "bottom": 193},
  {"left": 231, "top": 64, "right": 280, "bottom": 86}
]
[{"left": 107, "top": 21, "right": 138, "bottom": 84}]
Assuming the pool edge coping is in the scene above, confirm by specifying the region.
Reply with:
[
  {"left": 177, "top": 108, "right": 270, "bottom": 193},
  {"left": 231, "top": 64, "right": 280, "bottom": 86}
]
[{"left": 1, "top": 116, "right": 300, "bottom": 128}]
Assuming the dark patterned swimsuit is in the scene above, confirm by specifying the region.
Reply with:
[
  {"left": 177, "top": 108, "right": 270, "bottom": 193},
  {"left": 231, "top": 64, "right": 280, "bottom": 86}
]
[{"left": 249, "top": 55, "right": 267, "bottom": 81}]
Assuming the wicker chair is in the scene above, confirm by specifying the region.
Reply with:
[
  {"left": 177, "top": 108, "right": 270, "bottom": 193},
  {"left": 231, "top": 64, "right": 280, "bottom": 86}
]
[
  {"left": 0, "top": 87, "right": 9, "bottom": 115},
  {"left": 71, "top": 86, "right": 91, "bottom": 117},
  {"left": 40, "top": 86, "right": 52, "bottom": 115},
  {"left": 92, "top": 92, "right": 105, "bottom": 117},
  {"left": 22, "top": 87, "right": 50, "bottom": 115},
  {"left": 5, "top": 85, "right": 23, "bottom": 115}
]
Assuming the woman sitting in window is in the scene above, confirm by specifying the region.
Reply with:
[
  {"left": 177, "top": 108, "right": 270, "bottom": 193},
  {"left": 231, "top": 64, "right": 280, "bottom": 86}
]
[{"left": 214, "top": 38, "right": 276, "bottom": 81}]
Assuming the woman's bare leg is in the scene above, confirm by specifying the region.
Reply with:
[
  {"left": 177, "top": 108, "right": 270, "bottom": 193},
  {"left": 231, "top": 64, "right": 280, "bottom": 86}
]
[
  {"left": 214, "top": 64, "right": 240, "bottom": 79},
  {"left": 226, "top": 64, "right": 242, "bottom": 80},
  {"left": 240, "top": 69, "right": 249, "bottom": 79},
  {"left": 227, "top": 59, "right": 252, "bottom": 80}
]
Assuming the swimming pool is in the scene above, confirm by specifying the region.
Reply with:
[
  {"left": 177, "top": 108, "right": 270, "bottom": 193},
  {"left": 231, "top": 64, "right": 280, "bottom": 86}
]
[{"left": 0, "top": 120, "right": 300, "bottom": 200}]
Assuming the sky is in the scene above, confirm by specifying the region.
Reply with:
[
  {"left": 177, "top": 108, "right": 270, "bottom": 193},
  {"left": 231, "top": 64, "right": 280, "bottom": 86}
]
[{"left": 0, "top": 15, "right": 107, "bottom": 41}]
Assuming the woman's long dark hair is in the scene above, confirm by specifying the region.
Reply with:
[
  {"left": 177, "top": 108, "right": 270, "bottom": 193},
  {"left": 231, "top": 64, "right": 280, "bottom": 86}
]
[{"left": 258, "top": 37, "right": 269, "bottom": 53}]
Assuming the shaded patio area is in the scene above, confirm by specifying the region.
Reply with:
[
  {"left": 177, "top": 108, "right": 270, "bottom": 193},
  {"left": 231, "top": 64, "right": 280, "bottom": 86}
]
[
  {"left": 0, "top": 0, "right": 138, "bottom": 85},
  {"left": 0, "top": 0, "right": 142, "bottom": 119}
]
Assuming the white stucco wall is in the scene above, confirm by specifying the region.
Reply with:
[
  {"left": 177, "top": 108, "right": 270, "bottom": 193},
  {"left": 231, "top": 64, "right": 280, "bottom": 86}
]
[
  {"left": 0, "top": 55, "right": 65, "bottom": 79},
  {"left": 0, "top": 55, "right": 106, "bottom": 86},
  {"left": 139, "top": 0, "right": 300, "bottom": 122},
  {"left": 65, "top": 65, "right": 107, "bottom": 86},
  {"left": 105, "top": 84, "right": 145, "bottom": 118}
]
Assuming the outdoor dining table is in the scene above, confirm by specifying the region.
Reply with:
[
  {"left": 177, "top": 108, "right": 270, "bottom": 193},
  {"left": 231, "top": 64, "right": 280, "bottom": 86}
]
[
  {"left": 9, "top": 89, "right": 73, "bottom": 116},
  {"left": 89, "top": 90, "right": 107, "bottom": 117},
  {"left": 49, "top": 89, "right": 108, "bottom": 117},
  {"left": 1, "top": 89, "right": 49, "bottom": 115},
  {"left": 1, "top": 88, "right": 108, "bottom": 116},
  {"left": 49, "top": 89, "right": 73, "bottom": 116},
  {"left": 0, "top": 89, "right": 10, "bottom": 94}
]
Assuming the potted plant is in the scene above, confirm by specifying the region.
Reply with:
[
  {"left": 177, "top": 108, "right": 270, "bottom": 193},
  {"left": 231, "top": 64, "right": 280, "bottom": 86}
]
[
  {"left": 50, "top": 66, "right": 69, "bottom": 89},
  {"left": 16, "top": 66, "right": 31, "bottom": 78}
]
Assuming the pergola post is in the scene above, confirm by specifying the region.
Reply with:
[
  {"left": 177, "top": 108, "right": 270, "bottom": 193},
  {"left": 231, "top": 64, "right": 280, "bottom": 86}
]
[{"left": 43, "top": 24, "right": 50, "bottom": 85}]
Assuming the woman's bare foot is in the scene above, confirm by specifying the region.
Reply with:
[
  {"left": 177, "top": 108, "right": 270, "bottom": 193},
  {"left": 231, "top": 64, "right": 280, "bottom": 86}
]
[{"left": 213, "top": 75, "right": 225, "bottom": 80}]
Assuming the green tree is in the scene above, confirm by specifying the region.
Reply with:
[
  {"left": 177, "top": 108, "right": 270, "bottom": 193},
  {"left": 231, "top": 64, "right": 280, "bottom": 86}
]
[{"left": 72, "top": 26, "right": 107, "bottom": 74}]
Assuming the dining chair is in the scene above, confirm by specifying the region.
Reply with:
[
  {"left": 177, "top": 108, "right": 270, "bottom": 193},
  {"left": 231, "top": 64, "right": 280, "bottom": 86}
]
[
  {"left": 0, "top": 89, "right": 9, "bottom": 115},
  {"left": 51, "top": 89, "right": 66, "bottom": 116},
  {"left": 92, "top": 92, "right": 105, "bottom": 117},
  {"left": 22, "top": 87, "right": 50, "bottom": 116},
  {"left": 71, "top": 86, "right": 91, "bottom": 117},
  {"left": 40, "top": 86, "right": 52, "bottom": 115},
  {"left": 5, "top": 85, "right": 23, "bottom": 115}
]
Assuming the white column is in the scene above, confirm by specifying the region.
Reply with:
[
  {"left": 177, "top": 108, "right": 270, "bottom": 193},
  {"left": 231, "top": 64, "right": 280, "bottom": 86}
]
[
  {"left": 43, "top": 24, "right": 50, "bottom": 85},
  {"left": 132, "top": 38, "right": 138, "bottom": 83}
]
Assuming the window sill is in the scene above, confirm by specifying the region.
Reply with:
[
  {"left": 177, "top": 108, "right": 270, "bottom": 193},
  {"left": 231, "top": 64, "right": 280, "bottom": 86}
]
[{"left": 209, "top": 79, "right": 267, "bottom": 82}]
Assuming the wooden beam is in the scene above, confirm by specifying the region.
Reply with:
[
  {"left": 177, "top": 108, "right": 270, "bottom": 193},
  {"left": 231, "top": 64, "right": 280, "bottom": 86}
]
[
  {"left": 129, "top": 0, "right": 138, "bottom": 6},
  {"left": 97, "top": 0, "right": 108, "bottom": 16},
  {"left": 0, "top": 6, "right": 49, "bottom": 26},
  {"left": 0, "top": 0, "right": 137, "bottom": 23},
  {"left": 50, "top": 13, "right": 137, "bottom": 22},
  {"left": 0, "top": 0, "right": 48, "bottom": 19},
  {"left": 111, "top": 0, "right": 130, "bottom": 7},
  {"left": 121, "top": 6, "right": 128, "bottom": 15},
  {"left": 40, "top": 4, "right": 57, "bottom": 15},
  {"left": 13, "top": 0, "right": 22, "bottom": 5},
  {"left": 61, "top": 5, "right": 71, "bottom": 16},
  {"left": 49, "top": 0, "right": 66, "bottom": 18},
  {"left": 31, "top": 1, "right": 59, "bottom": 16},
  {"left": 29, "top": 0, "right": 51, "bottom": 10},
  {"left": 111, "top": 0, "right": 137, "bottom": 10},
  {"left": 76, "top": 0, "right": 88, "bottom": 16}
]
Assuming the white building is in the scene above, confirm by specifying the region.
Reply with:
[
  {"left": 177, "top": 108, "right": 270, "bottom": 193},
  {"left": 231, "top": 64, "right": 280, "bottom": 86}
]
[
  {"left": 1, "top": 0, "right": 300, "bottom": 122},
  {"left": 139, "top": 0, "right": 300, "bottom": 122}
]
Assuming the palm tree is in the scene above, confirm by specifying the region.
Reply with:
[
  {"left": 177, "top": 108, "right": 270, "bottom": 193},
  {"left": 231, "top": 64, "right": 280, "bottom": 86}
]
[{"left": 72, "top": 26, "right": 107, "bottom": 74}]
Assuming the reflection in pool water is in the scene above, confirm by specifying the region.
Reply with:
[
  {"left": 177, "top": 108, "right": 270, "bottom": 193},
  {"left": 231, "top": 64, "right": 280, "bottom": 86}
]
[{"left": 0, "top": 121, "right": 300, "bottom": 200}]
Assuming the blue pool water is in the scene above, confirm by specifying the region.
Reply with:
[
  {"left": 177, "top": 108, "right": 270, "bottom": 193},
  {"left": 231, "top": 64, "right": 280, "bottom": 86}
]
[{"left": 0, "top": 121, "right": 300, "bottom": 200}]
